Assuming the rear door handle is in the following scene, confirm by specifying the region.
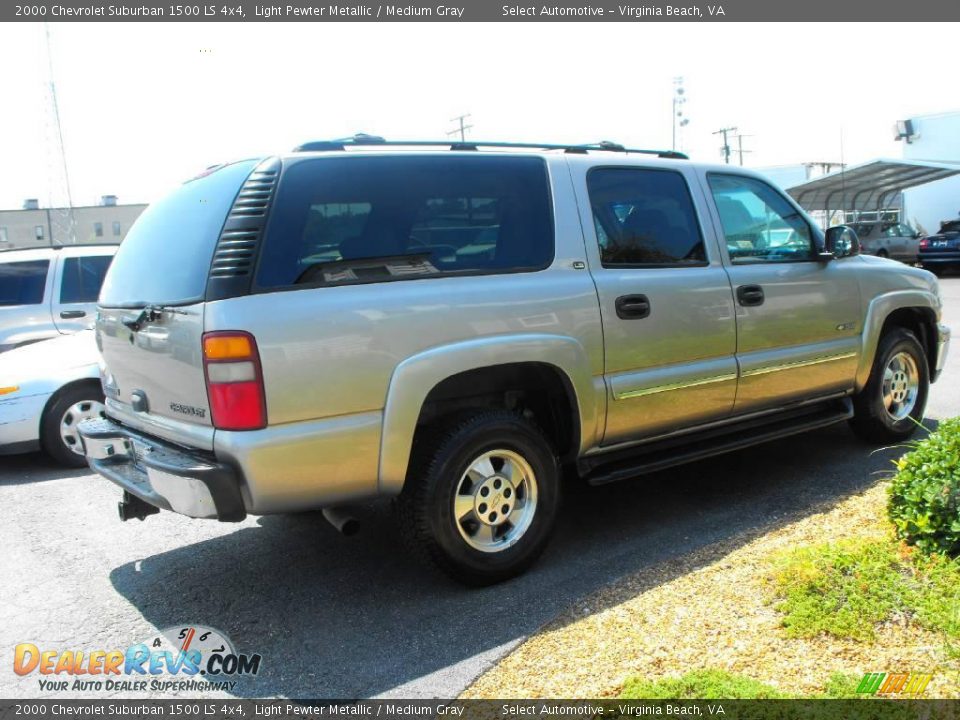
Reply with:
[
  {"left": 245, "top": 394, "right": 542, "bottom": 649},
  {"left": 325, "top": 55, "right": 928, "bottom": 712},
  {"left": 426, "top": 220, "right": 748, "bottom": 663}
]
[
  {"left": 59, "top": 310, "right": 87, "bottom": 319},
  {"left": 615, "top": 294, "right": 651, "bottom": 319},
  {"left": 736, "top": 284, "right": 765, "bottom": 307}
]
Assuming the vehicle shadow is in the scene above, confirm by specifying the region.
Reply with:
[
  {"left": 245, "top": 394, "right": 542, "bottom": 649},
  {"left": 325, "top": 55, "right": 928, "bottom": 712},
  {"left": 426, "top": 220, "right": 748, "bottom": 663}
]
[
  {"left": 0, "top": 453, "right": 91, "bottom": 485},
  {"left": 107, "top": 421, "right": 928, "bottom": 699}
]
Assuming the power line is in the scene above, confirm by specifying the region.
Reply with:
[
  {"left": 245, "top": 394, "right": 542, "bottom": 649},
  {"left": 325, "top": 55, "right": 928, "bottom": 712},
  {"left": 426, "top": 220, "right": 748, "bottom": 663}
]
[
  {"left": 713, "top": 126, "right": 737, "bottom": 165},
  {"left": 447, "top": 114, "right": 473, "bottom": 142}
]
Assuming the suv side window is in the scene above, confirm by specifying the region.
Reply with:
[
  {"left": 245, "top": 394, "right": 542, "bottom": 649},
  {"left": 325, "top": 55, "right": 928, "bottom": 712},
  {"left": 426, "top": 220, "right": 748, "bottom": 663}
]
[
  {"left": 0, "top": 259, "right": 49, "bottom": 306},
  {"left": 60, "top": 255, "right": 113, "bottom": 304},
  {"left": 587, "top": 167, "right": 706, "bottom": 266},
  {"left": 257, "top": 156, "right": 554, "bottom": 288},
  {"left": 708, "top": 174, "right": 814, "bottom": 263}
]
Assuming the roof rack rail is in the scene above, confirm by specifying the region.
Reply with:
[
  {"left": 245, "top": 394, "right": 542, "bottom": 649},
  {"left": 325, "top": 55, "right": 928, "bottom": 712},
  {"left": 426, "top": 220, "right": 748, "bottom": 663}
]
[
  {"left": 292, "top": 134, "right": 687, "bottom": 159},
  {"left": 0, "top": 242, "right": 121, "bottom": 254}
]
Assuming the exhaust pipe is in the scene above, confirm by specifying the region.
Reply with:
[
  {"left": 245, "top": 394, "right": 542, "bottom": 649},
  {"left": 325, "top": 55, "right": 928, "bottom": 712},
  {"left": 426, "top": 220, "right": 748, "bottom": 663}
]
[
  {"left": 322, "top": 507, "right": 359, "bottom": 536},
  {"left": 118, "top": 491, "right": 160, "bottom": 522}
]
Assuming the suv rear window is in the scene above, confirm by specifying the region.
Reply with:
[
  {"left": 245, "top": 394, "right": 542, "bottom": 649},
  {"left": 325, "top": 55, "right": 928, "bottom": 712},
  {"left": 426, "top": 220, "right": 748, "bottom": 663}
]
[
  {"left": 256, "top": 155, "right": 554, "bottom": 288},
  {"left": 98, "top": 159, "right": 259, "bottom": 308},
  {"left": 0, "top": 259, "right": 49, "bottom": 306}
]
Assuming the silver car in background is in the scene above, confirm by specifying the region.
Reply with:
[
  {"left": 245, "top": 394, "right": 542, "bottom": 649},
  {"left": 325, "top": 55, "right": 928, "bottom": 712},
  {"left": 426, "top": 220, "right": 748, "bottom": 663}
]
[
  {"left": 849, "top": 221, "right": 922, "bottom": 263},
  {"left": 0, "top": 245, "right": 117, "bottom": 353}
]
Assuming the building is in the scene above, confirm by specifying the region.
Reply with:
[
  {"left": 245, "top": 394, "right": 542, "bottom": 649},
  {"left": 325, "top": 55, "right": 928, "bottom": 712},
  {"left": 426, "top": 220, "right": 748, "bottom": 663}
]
[
  {"left": 899, "top": 111, "right": 960, "bottom": 234},
  {"left": 0, "top": 196, "right": 147, "bottom": 250},
  {"left": 759, "top": 111, "right": 960, "bottom": 233}
]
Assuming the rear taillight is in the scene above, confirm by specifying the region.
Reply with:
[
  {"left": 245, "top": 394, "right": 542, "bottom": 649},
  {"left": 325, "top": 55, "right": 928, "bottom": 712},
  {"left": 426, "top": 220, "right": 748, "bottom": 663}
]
[
  {"left": 202, "top": 331, "right": 267, "bottom": 430},
  {"left": 919, "top": 238, "right": 929, "bottom": 250}
]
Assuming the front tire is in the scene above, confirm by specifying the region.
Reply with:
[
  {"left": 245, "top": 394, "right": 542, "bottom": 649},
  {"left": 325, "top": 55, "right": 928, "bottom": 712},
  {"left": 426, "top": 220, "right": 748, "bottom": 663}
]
[
  {"left": 395, "top": 410, "right": 561, "bottom": 585},
  {"left": 849, "top": 328, "right": 929, "bottom": 443},
  {"left": 41, "top": 383, "right": 106, "bottom": 467}
]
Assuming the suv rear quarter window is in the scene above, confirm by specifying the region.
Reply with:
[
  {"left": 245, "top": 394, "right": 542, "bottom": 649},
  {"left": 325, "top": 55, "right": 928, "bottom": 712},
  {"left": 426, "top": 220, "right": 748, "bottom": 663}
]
[
  {"left": 255, "top": 155, "right": 555, "bottom": 289},
  {"left": 0, "top": 259, "right": 49, "bottom": 306}
]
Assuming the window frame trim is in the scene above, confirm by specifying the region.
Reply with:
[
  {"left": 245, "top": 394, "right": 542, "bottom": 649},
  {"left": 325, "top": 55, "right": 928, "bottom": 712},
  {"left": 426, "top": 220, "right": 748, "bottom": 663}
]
[{"left": 586, "top": 165, "right": 711, "bottom": 270}]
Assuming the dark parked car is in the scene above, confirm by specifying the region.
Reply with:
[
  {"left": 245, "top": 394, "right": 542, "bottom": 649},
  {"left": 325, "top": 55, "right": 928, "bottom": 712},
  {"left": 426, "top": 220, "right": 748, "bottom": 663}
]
[{"left": 920, "top": 219, "right": 960, "bottom": 275}]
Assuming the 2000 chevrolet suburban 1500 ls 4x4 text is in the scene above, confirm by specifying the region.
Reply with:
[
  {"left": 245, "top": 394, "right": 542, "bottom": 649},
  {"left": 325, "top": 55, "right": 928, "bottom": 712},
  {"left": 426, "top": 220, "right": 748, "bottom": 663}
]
[{"left": 78, "top": 138, "right": 951, "bottom": 584}]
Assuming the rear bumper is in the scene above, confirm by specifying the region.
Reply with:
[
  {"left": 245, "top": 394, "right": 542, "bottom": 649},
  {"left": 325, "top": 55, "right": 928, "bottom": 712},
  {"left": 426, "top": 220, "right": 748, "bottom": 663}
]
[
  {"left": 934, "top": 323, "right": 951, "bottom": 382},
  {"left": 920, "top": 253, "right": 960, "bottom": 265},
  {"left": 78, "top": 416, "right": 246, "bottom": 521}
]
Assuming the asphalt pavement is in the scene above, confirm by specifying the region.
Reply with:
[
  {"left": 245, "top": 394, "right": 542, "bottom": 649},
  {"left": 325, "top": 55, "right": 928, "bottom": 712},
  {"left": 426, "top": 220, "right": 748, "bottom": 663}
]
[{"left": 2, "top": 277, "right": 958, "bottom": 700}]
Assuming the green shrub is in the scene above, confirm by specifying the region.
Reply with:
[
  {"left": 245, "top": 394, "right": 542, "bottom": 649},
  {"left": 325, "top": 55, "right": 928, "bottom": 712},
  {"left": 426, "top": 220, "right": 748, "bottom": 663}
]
[
  {"left": 771, "top": 537, "right": 960, "bottom": 641},
  {"left": 770, "top": 539, "right": 908, "bottom": 641},
  {"left": 619, "top": 669, "right": 787, "bottom": 699},
  {"left": 888, "top": 417, "right": 960, "bottom": 557}
]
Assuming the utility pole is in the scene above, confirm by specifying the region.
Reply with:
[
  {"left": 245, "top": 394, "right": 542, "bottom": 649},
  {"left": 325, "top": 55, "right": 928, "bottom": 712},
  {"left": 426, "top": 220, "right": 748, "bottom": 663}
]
[
  {"left": 734, "top": 132, "right": 752, "bottom": 166},
  {"left": 713, "top": 126, "right": 737, "bottom": 165},
  {"left": 447, "top": 114, "right": 473, "bottom": 142}
]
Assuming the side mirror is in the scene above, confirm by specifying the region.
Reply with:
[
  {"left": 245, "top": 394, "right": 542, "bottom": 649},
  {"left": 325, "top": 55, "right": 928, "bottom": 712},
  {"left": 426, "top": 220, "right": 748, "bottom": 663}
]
[{"left": 825, "top": 225, "right": 861, "bottom": 259}]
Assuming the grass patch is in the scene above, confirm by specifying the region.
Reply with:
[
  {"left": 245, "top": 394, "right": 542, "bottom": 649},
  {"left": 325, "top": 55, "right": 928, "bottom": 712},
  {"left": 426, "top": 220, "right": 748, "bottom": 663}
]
[
  {"left": 619, "top": 669, "right": 787, "bottom": 699},
  {"left": 771, "top": 537, "right": 960, "bottom": 641}
]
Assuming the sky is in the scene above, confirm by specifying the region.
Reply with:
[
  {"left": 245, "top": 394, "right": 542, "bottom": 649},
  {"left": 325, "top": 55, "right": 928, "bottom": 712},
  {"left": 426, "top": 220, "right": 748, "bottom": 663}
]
[{"left": 0, "top": 21, "right": 954, "bottom": 209}]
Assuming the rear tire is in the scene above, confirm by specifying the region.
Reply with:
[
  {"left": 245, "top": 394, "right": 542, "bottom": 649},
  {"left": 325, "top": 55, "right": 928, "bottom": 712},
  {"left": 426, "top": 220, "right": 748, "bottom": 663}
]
[
  {"left": 395, "top": 410, "right": 561, "bottom": 585},
  {"left": 849, "top": 328, "right": 929, "bottom": 444},
  {"left": 876, "top": 249, "right": 889, "bottom": 259},
  {"left": 41, "top": 383, "right": 106, "bottom": 468}
]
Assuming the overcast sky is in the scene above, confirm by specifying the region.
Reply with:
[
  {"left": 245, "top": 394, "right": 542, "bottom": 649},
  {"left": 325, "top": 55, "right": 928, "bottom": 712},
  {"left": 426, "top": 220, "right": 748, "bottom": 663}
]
[{"left": 0, "top": 21, "right": 953, "bottom": 209}]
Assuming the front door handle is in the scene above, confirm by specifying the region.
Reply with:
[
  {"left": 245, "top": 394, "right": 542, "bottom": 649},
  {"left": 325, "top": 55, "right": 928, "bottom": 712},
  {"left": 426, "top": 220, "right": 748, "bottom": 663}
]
[
  {"left": 615, "top": 294, "right": 651, "bottom": 319},
  {"left": 736, "top": 285, "right": 765, "bottom": 307},
  {"left": 59, "top": 310, "right": 87, "bottom": 319}
]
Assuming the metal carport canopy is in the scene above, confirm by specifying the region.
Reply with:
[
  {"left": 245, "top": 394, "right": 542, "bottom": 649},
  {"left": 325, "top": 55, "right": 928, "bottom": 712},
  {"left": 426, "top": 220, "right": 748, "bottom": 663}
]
[{"left": 786, "top": 158, "right": 960, "bottom": 213}]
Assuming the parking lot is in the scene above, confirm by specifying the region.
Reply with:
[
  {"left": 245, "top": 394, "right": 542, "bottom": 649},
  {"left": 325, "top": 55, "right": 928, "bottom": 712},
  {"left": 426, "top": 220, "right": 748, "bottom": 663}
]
[{"left": 2, "top": 276, "right": 958, "bottom": 701}]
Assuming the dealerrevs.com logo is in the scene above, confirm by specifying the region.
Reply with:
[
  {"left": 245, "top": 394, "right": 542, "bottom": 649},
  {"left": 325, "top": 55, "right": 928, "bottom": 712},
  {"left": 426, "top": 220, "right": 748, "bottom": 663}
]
[{"left": 14, "top": 625, "right": 262, "bottom": 693}]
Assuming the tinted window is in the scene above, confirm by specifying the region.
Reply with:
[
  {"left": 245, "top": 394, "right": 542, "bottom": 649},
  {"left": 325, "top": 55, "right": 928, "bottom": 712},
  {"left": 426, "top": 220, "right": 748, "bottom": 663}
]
[
  {"left": 708, "top": 174, "right": 814, "bottom": 263},
  {"left": 99, "top": 159, "right": 259, "bottom": 307},
  {"left": 0, "top": 260, "right": 49, "bottom": 306},
  {"left": 587, "top": 168, "right": 705, "bottom": 266},
  {"left": 60, "top": 255, "right": 113, "bottom": 304},
  {"left": 256, "top": 156, "right": 554, "bottom": 288}
]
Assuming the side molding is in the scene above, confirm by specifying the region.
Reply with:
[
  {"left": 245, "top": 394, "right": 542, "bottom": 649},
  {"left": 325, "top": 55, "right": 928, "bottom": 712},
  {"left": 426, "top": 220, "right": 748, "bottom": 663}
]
[
  {"left": 856, "top": 290, "right": 940, "bottom": 389},
  {"left": 378, "top": 334, "right": 599, "bottom": 496}
]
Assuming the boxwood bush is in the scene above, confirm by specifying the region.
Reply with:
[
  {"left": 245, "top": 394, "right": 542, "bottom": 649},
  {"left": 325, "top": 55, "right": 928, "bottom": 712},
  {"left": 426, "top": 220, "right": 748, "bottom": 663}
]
[{"left": 888, "top": 417, "right": 960, "bottom": 556}]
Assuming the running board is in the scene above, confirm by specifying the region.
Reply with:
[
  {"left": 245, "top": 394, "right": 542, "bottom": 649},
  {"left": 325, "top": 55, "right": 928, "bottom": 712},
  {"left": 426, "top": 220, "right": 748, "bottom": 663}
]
[{"left": 582, "top": 398, "right": 853, "bottom": 486}]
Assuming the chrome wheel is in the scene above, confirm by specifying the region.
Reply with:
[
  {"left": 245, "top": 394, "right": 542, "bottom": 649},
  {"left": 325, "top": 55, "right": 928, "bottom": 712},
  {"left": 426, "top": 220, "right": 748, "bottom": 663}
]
[
  {"left": 882, "top": 351, "right": 919, "bottom": 421},
  {"left": 59, "top": 400, "right": 106, "bottom": 455},
  {"left": 454, "top": 449, "right": 539, "bottom": 553}
]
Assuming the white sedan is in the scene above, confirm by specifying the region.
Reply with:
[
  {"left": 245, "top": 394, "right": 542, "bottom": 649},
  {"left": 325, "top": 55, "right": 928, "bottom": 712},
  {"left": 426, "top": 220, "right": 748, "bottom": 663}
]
[{"left": 0, "top": 330, "right": 104, "bottom": 467}]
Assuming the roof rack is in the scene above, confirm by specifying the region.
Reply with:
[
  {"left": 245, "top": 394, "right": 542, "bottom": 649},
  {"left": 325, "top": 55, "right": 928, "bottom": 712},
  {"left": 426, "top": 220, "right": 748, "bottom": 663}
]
[
  {"left": 292, "top": 134, "right": 687, "bottom": 160},
  {"left": 0, "top": 242, "right": 121, "bottom": 254}
]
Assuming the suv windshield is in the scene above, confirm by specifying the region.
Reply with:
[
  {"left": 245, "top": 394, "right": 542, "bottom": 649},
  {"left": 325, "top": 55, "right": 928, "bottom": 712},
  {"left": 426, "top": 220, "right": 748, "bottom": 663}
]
[{"left": 98, "top": 159, "right": 259, "bottom": 308}]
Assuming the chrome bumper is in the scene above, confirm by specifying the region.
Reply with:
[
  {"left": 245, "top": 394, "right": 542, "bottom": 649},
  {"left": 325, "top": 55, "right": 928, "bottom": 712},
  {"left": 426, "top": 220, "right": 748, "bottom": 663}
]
[
  {"left": 78, "top": 416, "right": 246, "bottom": 521},
  {"left": 934, "top": 323, "right": 951, "bottom": 381}
]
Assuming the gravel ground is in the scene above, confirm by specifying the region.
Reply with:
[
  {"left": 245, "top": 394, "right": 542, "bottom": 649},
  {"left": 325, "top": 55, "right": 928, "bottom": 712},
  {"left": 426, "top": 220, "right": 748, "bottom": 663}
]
[{"left": 461, "top": 483, "right": 960, "bottom": 699}]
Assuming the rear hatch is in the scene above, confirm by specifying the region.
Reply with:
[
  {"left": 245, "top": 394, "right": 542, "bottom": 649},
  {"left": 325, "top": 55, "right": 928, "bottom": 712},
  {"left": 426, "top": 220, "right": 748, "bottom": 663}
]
[{"left": 96, "top": 159, "right": 262, "bottom": 450}]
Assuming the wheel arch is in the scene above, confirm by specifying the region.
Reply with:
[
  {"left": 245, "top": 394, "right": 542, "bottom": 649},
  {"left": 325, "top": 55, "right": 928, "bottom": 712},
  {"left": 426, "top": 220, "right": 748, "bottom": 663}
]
[
  {"left": 378, "top": 334, "right": 600, "bottom": 496},
  {"left": 856, "top": 290, "right": 940, "bottom": 390}
]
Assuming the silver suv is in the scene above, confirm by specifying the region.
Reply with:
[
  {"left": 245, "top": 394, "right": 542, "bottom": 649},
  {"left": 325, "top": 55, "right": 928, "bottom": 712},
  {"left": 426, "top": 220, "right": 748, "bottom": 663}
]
[{"left": 79, "top": 139, "right": 951, "bottom": 584}]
